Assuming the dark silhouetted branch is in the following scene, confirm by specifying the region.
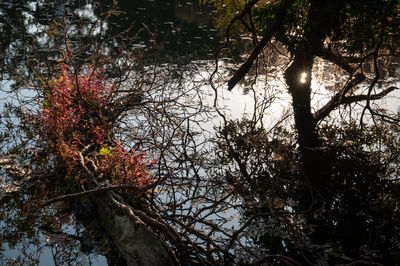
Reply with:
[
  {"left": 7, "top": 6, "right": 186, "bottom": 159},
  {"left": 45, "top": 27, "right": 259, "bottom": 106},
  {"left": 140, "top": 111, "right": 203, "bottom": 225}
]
[
  {"left": 40, "top": 184, "right": 152, "bottom": 207},
  {"left": 314, "top": 73, "right": 366, "bottom": 122},
  {"left": 315, "top": 46, "right": 355, "bottom": 74},
  {"left": 228, "top": 0, "right": 290, "bottom": 91},
  {"left": 315, "top": 86, "right": 397, "bottom": 122}
]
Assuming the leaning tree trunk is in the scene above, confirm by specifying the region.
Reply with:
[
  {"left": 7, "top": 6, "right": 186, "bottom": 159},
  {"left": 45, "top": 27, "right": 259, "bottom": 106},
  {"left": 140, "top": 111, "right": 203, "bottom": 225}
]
[
  {"left": 1, "top": 156, "right": 178, "bottom": 266},
  {"left": 80, "top": 195, "right": 177, "bottom": 266}
]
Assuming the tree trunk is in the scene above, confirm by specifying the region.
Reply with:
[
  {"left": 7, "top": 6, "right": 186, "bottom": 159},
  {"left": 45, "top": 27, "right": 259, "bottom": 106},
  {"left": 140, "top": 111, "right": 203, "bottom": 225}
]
[
  {"left": 283, "top": 0, "right": 341, "bottom": 201},
  {"left": 284, "top": 45, "right": 328, "bottom": 194},
  {"left": 80, "top": 196, "right": 177, "bottom": 266}
]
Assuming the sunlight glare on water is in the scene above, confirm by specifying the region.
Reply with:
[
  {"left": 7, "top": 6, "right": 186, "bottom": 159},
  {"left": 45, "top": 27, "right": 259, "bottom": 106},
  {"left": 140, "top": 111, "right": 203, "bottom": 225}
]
[{"left": 300, "top": 72, "right": 307, "bottom": 84}]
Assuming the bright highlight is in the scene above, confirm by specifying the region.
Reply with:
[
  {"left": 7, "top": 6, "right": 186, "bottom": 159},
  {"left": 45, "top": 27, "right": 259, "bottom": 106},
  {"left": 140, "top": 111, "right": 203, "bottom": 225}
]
[{"left": 300, "top": 72, "right": 307, "bottom": 84}]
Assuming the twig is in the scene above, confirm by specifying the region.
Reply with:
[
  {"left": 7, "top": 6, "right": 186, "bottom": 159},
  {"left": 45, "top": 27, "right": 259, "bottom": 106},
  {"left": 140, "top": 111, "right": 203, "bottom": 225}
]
[
  {"left": 40, "top": 184, "right": 150, "bottom": 207},
  {"left": 228, "top": 0, "right": 290, "bottom": 90}
]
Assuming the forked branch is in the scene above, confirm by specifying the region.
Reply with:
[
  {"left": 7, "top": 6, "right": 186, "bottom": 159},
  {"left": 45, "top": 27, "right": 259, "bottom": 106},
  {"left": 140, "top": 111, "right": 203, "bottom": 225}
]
[{"left": 228, "top": 0, "right": 290, "bottom": 91}]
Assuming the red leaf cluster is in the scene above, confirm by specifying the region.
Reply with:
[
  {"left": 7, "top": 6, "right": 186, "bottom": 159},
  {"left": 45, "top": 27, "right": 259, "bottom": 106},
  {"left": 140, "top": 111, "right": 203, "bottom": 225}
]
[{"left": 35, "top": 63, "right": 155, "bottom": 187}]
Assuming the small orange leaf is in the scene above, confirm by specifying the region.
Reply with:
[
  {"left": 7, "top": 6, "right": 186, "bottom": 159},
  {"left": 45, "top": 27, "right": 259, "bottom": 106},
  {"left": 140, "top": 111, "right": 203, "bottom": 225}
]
[{"left": 145, "top": 188, "right": 159, "bottom": 194}]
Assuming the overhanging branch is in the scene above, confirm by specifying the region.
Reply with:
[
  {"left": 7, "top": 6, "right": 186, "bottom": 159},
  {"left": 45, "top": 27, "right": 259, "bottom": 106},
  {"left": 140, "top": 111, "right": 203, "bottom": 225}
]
[
  {"left": 344, "top": 86, "right": 397, "bottom": 104},
  {"left": 315, "top": 46, "right": 355, "bottom": 74},
  {"left": 225, "top": 0, "right": 261, "bottom": 39},
  {"left": 314, "top": 73, "right": 366, "bottom": 122},
  {"left": 315, "top": 86, "right": 397, "bottom": 122},
  {"left": 228, "top": 0, "right": 290, "bottom": 91}
]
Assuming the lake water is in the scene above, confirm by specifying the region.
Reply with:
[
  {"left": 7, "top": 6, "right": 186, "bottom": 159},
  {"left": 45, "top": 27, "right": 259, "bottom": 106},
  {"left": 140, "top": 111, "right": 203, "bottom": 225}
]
[
  {"left": 1, "top": 1, "right": 400, "bottom": 264},
  {"left": 0, "top": 0, "right": 224, "bottom": 264}
]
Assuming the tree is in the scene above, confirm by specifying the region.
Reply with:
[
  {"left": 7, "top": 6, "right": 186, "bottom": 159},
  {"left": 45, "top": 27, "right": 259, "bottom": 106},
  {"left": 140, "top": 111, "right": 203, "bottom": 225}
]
[
  {"left": 1, "top": 0, "right": 399, "bottom": 265},
  {"left": 0, "top": 4, "right": 262, "bottom": 264},
  {"left": 211, "top": 0, "right": 399, "bottom": 187},
  {"left": 208, "top": 0, "right": 400, "bottom": 264}
]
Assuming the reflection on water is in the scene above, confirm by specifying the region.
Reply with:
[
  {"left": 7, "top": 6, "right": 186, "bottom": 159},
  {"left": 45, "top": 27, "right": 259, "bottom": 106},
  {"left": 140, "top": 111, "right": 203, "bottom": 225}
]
[
  {"left": 0, "top": 0, "right": 220, "bottom": 72},
  {"left": 2, "top": 1, "right": 399, "bottom": 264},
  {"left": 0, "top": 0, "right": 221, "bottom": 264}
]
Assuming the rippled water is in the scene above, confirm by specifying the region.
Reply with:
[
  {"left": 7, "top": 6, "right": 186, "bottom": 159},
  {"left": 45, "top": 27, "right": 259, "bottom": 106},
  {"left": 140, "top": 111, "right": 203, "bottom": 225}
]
[
  {"left": 0, "top": 1, "right": 222, "bottom": 264},
  {"left": 1, "top": 1, "right": 399, "bottom": 264}
]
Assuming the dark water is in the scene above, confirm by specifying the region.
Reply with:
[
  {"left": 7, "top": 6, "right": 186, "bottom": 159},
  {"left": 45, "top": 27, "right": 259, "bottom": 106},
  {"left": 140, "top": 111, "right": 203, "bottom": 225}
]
[
  {"left": 0, "top": 0, "right": 220, "bottom": 264},
  {"left": 0, "top": 0, "right": 220, "bottom": 77},
  {"left": 109, "top": 0, "right": 220, "bottom": 59}
]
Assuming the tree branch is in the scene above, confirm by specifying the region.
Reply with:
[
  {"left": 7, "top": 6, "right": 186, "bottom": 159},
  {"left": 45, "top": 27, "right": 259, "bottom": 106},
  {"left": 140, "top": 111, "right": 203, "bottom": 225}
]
[
  {"left": 224, "top": 0, "right": 262, "bottom": 42},
  {"left": 314, "top": 73, "right": 366, "bottom": 122},
  {"left": 344, "top": 86, "right": 397, "bottom": 104},
  {"left": 40, "top": 184, "right": 153, "bottom": 207},
  {"left": 315, "top": 45, "right": 354, "bottom": 74},
  {"left": 228, "top": 0, "right": 290, "bottom": 91},
  {"left": 315, "top": 86, "right": 397, "bottom": 122}
]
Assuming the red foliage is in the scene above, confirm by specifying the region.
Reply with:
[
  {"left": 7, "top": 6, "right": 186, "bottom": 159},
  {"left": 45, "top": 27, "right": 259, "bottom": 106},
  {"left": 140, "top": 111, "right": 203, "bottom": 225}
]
[
  {"left": 99, "top": 146, "right": 155, "bottom": 187},
  {"left": 36, "top": 63, "right": 155, "bottom": 187}
]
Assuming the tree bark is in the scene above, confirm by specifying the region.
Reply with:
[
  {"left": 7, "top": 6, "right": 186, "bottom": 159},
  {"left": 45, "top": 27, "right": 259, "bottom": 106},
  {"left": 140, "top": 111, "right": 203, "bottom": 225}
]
[
  {"left": 284, "top": 45, "right": 319, "bottom": 151},
  {"left": 283, "top": 0, "right": 342, "bottom": 196},
  {"left": 284, "top": 44, "right": 328, "bottom": 210},
  {"left": 80, "top": 195, "right": 177, "bottom": 266}
]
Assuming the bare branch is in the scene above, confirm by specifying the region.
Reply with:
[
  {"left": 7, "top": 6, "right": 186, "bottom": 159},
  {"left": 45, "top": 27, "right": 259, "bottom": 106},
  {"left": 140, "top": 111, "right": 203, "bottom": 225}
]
[
  {"left": 228, "top": 0, "right": 290, "bottom": 91},
  {"left": 314, "top": 73, "right": 366, "bottom": 122},
  {"left": 315, "top": 45, "right": 354, "bottom": 74},
  {"left": 344, "top": 86, "right": 397, "bottom": 105},
  {"left": 316, "top": 86, "right": 397, "bottom": 122},
  {"left": 224, "top": 0, "right": 262, "bottom": 44},
  {"left": 40, "top": 184, "right": 148, "bottom": 207}
]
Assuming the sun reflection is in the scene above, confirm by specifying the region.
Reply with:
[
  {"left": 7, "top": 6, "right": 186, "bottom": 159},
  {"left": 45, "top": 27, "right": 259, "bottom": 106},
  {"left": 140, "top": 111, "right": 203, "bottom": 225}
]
[{"left": 300, "top": 72, "right": 307, "bottom": 84}]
